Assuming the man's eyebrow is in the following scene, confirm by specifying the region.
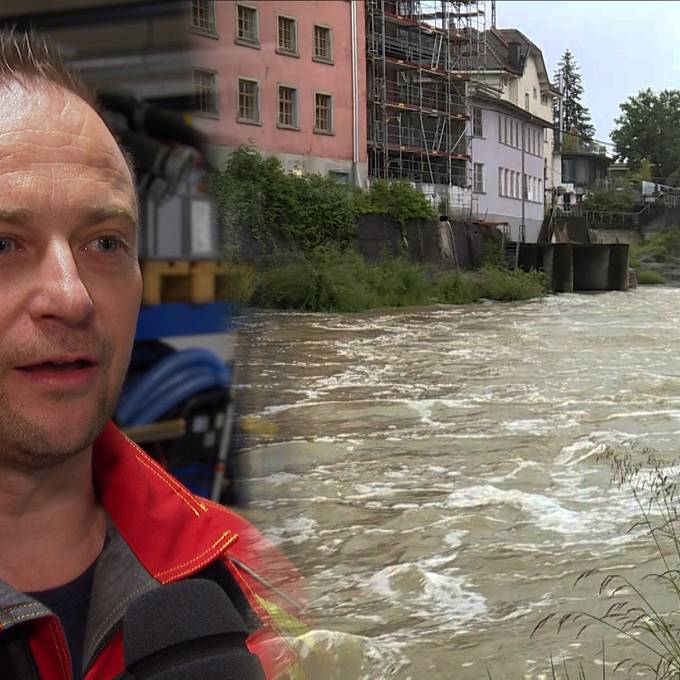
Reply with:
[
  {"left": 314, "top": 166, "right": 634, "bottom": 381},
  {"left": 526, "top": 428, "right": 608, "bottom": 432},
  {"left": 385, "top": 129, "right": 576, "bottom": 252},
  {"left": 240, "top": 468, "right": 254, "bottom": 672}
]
[
  {"left": 0, "top": 205, "right": 138, "bottom": 229},
  {"left": 0, "top": 207, "right": 33, "bottom": 225},
  {"left": 78, "top": 205, "right": 138, "bottom": 229}
]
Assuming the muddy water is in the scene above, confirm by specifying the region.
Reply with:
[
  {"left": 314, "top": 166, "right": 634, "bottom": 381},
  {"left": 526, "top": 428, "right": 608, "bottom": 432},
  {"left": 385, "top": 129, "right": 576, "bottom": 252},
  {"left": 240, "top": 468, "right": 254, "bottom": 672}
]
[{"left": 234, "top": 289, "right": 680, "bottom": 679}]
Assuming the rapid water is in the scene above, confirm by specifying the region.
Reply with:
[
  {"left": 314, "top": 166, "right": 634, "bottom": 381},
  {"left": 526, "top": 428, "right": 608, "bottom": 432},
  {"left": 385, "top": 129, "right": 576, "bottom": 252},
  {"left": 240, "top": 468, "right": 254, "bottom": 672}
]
[{"left": 234, "top": 288, "right": 680, "bottom": 679}]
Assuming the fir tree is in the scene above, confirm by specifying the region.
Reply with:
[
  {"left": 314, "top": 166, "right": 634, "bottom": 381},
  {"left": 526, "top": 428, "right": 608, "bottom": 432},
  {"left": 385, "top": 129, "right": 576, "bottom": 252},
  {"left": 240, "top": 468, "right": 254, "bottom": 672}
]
[{"left": 553, "top": 49, "right": 595, "bottom": 143}]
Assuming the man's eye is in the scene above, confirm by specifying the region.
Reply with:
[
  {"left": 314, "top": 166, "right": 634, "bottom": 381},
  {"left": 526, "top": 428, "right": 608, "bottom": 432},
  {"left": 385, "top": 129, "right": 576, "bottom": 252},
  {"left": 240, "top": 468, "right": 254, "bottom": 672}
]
[
  {"left": 0, "top": 237, "right": 17, "bottom": 254},
  {"left": 87, "top": 236, "right": 124, "bottom": 253}
]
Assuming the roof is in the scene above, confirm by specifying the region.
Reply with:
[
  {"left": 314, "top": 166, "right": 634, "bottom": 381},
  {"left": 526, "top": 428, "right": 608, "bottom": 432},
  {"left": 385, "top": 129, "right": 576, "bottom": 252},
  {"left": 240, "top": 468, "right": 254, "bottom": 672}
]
[{"left": 483, "top": 28, "right": 559, "bottom": 95}]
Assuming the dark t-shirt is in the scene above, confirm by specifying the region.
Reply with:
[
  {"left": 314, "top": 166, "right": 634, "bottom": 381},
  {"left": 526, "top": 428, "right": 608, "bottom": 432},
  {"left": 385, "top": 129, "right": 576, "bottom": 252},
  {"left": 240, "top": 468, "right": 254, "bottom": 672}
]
[{"left": 27, "top": 551, "right": 101, "bottom": 679}]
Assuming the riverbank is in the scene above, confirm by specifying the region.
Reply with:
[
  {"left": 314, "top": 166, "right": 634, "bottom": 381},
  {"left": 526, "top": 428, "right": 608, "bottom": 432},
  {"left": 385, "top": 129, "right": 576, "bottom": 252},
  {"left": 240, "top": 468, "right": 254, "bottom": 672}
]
[
  {"left": 252, "top": 249, "right": 547, "bottom": 312},
  {"left": 631, "top": 227, "right": 680, "bottom": 284}
]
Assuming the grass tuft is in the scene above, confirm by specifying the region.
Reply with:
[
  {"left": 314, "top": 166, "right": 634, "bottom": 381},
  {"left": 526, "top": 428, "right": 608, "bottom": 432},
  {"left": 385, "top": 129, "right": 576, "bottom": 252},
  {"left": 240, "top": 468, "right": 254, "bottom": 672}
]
[
  {"left": 255, "top": 248, "right": 548, "bottom": 312},
  {"left": 638, "top": 269, "right": 666, "bottom": 285}
]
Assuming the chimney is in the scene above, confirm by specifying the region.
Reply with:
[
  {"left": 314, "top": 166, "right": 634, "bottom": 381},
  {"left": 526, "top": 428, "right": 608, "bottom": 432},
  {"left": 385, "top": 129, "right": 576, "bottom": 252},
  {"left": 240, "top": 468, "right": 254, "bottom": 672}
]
[{"left": 508, "top": 42, "right": 522, "bottom": 70}]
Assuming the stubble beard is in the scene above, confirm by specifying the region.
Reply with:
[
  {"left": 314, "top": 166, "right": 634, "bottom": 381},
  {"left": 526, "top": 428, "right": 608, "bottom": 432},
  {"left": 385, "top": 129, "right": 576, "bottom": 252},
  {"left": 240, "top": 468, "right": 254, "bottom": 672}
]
[{"left": 0, "top": 335, "right": 123, "bottom": 471}]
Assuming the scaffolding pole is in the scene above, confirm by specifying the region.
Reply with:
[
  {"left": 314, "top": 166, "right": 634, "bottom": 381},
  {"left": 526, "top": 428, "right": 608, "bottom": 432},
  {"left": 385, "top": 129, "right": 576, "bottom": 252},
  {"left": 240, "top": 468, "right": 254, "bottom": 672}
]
[{"left": 366, "top": 0, "right": 486, "bottom": 214}]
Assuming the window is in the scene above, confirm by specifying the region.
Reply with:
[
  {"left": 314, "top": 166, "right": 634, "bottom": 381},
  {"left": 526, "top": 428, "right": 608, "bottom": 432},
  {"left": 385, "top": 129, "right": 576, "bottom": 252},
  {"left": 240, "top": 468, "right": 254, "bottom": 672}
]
[
  {"left": 538, "top": 179, "right": 543, "bottom": 201},
  {"left": 473, "top": 108, "right": 483, "bottom": 137},
  {"left": 509, "top": 170, "right": 515, "bottom": 197},
  {"left": 237, "top": 4, "right": 258, "bottom": 45},
  {"left": 524, "top": 92, "right": 530, "bottom": 110},
  {"left": 504, "top": 168, "right": 509, "bottom": 197},
  {"left": 515, "top": 172, "right": 520, "bottom": 198},
  {"left": 237, "top": 78, "right": 259, "bottom": 123},
  {"left": 509, "top": 119, "right": 514, "bottom": 146},
  {"left": 498, "top": 167, "right": 503, "bottom": 196},
  {"left": 514, "top": 121, "right": 519, "bottom": 148},
  {"left": 277, "top": 16, "right": 297, "bottom": 55},
  {"left": 541, "top": 94, "right": 549, "bottom": 105},
  {"left": 192, "top": 0, "right": 216, "bottom": 34},
  {"left": 193, "top": 70, "right": 218, "bottom": 116},
  {"left": 473, "top": 163, "right": 484, "bottom": 193},
  {"left": 503, "top": 116, "right": 508, "bottom": 144},
  {"left": 314, "top": 25, "right": 332, "bottom": 62},
  {"left": 315, "top": 93, "right": 333, "bottom": 132},
  {"left": 498, "top": 114, "right": 502, "bottom": 142},
  {"left": 278, "top": 85, "right": 298, "bottom": 128}
]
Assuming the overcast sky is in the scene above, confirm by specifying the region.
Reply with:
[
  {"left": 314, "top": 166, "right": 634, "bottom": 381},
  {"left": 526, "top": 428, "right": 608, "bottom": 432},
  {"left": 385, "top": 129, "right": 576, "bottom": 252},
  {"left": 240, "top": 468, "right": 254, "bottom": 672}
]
[{"left": 495, "top": 0, "right": 680, "bottom": 147}]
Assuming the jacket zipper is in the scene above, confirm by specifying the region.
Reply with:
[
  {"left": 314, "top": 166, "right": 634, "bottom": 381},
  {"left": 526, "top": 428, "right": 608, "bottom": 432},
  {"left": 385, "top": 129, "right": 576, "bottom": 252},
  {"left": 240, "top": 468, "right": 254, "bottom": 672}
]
[{"left": 81, "top": 621, "right": 122, "bottom": 678}]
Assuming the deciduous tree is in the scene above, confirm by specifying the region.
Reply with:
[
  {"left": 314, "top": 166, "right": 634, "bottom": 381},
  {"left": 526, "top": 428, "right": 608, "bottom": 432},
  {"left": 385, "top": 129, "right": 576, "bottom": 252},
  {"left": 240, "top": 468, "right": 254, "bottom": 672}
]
[{"left": 611, "top": 88, "right": 680, "bottom": 181}]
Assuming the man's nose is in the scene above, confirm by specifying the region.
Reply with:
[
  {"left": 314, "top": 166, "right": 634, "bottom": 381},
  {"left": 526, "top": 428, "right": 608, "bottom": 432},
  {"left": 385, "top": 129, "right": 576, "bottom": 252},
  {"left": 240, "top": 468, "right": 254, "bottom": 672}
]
[{"left": 27, "top": 240, "right": 94, "bottom": 325}]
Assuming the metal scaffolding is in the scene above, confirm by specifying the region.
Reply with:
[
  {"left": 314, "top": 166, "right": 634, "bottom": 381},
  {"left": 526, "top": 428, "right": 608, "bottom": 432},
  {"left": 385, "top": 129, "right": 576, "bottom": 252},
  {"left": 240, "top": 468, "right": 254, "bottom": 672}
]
[{"left": 366, "top": 0, "right": 486, "bottom": 201}]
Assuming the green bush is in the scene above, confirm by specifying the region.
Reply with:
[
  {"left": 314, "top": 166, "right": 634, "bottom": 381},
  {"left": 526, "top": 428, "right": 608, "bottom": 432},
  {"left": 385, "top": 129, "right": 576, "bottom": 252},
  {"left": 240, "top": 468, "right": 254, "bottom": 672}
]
[
  {"left": 631, "top": 227, "right": 680, "bottom": 264},
  {"left": 365, "top": 258, "right": 433, "bottom": 307},
  {"left": 255, "top": 251, "right": 547, "bottom": 312},
  {"left": 436, "top": 272, "right": 484, "bottom": 304},
  {"left": 354, "top": 179, "right": 435, "bottom": 225},
  {"left": 478, "top": 266, "right": 548, "bottom": 301},
  {"left": 637, "top": 269, "right": 666, "bottom": 285},
  {"left": 582, "top": 182, "right": 635, "bottom": 213},
  {"left": 212, "top": 147, "right": 358, "bottom": 258},
  {"left": 213, "top": 149, "right": 437, "bottom": 261}
]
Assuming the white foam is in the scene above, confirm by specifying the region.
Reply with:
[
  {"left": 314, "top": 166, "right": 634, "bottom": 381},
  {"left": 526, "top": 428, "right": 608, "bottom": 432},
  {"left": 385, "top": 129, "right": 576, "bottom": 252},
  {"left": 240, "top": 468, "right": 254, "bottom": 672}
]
[
  {"left": 440, "top": 484, "right": 618, "bottom": 536},
  {"left": 367, "top": 562, "right": 487, "bottom": 629}
]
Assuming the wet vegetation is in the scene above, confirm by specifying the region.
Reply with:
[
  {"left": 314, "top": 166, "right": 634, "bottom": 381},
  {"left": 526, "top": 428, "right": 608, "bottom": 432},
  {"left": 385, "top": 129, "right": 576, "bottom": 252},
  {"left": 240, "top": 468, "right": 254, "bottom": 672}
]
[
  {"left": 254, "top": 248, "right": 547, "bottom": 312},
  {"left": 630, "top": 228, "right": 680, "bottom": 268},
  {"left": 528, "top": 453, "right": 680, "bottom": 679},
  {"left": 637, "top": 269, "right": 667, "bottom": 285}
]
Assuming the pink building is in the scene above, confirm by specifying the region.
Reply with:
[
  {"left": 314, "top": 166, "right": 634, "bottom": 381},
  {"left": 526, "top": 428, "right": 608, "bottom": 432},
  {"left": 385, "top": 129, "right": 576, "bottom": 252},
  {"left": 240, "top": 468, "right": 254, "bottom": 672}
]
[{"left": 191, "top": 0, "right": 367, "bottom": 185}]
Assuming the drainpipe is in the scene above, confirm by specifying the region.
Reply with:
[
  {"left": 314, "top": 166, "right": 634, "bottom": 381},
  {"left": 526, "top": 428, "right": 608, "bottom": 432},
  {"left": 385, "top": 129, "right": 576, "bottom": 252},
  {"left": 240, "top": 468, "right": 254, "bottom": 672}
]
[
  {"left": 521, "top": 121, "right": 526, "bottom": 243},
  {"left": 350, "top": 0, "right": 361, "bottom": 187}
]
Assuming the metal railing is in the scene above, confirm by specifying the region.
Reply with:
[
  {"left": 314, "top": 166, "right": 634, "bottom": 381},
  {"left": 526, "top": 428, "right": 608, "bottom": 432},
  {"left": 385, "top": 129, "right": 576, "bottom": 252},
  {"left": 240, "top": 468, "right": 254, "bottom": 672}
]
[{"left": 584, "top": 211, "right": 639, "bottom": 227}]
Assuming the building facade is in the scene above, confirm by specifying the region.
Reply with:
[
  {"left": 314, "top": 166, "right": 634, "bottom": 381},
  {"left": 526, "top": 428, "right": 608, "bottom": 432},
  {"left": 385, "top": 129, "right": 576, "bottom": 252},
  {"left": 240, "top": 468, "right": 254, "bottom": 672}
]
[
  {"left": 470, "top": 28, "right": 561, "bottom": 242},
  {"left": 470, "top": 104, "right": 546, "bottom": 242},
  {"left": 191, "top": 0, "right": 367, "bottom": 184}
]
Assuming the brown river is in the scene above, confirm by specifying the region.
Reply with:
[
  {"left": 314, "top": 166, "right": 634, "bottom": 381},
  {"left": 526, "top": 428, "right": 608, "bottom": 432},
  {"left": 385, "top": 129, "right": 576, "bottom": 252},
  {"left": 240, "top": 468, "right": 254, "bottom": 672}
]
[{"left": 233, "top": 288, "right": 680, "bottom": 679}]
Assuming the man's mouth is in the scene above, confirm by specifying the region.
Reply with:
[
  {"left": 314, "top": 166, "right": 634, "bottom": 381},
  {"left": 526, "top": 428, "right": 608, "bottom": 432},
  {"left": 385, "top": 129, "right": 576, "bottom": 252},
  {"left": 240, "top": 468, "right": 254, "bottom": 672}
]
[{"left": 18, "top": 359, "right": 96, "bottom": 373}]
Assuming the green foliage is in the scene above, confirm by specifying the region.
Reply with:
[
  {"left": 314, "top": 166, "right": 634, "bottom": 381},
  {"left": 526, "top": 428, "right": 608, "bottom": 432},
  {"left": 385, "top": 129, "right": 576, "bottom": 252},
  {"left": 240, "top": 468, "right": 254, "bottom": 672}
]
[
  {"left": 477, "top": 266, "right": 547, "bottom": 301},
  {"left": 216, "top": 263, "right": 256, "bottom": 303},
  {"left": 436, "top": 272, "right": 484, "bottom": 304},
  {"left": 254, "top": 247, "right": 432, "bottom": 312},
  {"left": 631, "top": 227, "right": 680, "bottom": 263},
  {"left": 637, "top": 269, "right": 666, "bottom": 285},
  {"left": 365, "top": 258, "right": 434, "bottom": 307},
  {"left": 554, "top": 49, "right": 595, "bottom": 141},
  {"left": 355, "top": 179, "right": 435, "bottom": 226},
  {"left": 611, "top": 89, "right": 680, "bottom": 180},
  {"left": 212, "top": 147, "right": 358, "bottom": 259},
  {"left": 255, "top": 250, "right": 546, "bottom": 312},
  {"left": 213, "top": 149, "right": 435, "bottom": 260},
  {"left": 582, "top": 181, "right": 635, "bottom": 213}
]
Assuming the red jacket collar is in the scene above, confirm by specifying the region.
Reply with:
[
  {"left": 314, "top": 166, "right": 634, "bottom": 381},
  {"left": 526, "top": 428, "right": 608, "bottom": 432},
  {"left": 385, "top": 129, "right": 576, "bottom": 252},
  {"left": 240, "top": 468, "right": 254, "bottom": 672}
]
[{"left": 92, "top": 421, "right": 240, "bottom": 583}]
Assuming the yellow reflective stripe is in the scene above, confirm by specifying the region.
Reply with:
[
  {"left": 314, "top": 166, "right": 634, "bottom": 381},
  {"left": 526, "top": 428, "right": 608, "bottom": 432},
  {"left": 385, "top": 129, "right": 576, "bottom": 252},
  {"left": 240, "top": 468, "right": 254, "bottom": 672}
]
[
  {"left": 253, "top": 593, "right": 311, "bottom": 680},
  {"left": 254, "top": 593, "right": 309, "bottom": 638}
]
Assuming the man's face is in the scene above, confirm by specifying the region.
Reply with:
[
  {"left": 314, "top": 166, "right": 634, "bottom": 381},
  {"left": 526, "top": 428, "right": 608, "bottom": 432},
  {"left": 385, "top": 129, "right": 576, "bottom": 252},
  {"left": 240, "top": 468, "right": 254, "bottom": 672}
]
[{"left": 0, "top": 81, "right": 141, "bottom": 469}]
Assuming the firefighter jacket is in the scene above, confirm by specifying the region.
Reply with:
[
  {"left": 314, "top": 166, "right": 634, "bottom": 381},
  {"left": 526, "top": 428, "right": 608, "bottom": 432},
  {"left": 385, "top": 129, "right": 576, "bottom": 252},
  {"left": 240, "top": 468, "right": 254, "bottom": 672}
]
[{"left": 0, "top": 421, "right": 308, "bottom": 679}]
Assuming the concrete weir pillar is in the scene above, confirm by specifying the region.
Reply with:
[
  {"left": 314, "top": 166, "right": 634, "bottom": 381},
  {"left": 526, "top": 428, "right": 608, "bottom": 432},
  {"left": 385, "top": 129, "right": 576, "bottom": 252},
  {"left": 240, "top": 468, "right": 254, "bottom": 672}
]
[
  {"left": 608, "top": 244, "right": 630, "bottom": 291},
  {"left": 573, "top": 244, "right": 629, "bottom": 291},
  {"left": 547, "top": 243, "right": 574, "bottom": 293},
  {"left": 573, "top": 245, "right": 610, "bottom": 290}
]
